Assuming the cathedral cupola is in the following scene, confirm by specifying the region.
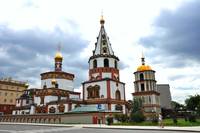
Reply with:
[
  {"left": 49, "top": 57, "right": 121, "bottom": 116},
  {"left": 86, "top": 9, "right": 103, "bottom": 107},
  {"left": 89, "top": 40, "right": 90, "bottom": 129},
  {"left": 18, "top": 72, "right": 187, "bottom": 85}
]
[
  {"left": 54, "top": 51, "right": 63, "bottom": 72},
  {"left": 137, "top": 53, "right": 152, "bottom": 72}
]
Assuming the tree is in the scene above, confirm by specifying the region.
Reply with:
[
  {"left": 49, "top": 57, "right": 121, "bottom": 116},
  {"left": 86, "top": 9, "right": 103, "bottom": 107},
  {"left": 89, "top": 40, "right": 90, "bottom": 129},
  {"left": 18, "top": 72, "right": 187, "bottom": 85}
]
[
  {"left": 130, "top": 98, "right": 145, "bottom": 122},
  {"left": 185, "top": 95, "right": 200, "bottom": 115},
  {"left": 171, "top": 101, "right": 184, "bottom": 111}
]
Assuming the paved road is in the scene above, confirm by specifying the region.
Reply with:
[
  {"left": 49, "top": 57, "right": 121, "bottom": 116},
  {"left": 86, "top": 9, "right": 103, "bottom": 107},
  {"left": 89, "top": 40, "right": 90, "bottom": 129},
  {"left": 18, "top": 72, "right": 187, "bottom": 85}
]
[{"left": 0, "top": 124, "right": 196, "bottom": 133}]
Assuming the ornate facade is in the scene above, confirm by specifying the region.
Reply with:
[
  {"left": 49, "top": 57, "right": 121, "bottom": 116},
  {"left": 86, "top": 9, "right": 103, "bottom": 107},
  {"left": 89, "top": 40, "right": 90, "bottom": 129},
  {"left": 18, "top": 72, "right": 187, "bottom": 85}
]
[{"left": 82, "top": 16, "right": 126, "bottom": 113}]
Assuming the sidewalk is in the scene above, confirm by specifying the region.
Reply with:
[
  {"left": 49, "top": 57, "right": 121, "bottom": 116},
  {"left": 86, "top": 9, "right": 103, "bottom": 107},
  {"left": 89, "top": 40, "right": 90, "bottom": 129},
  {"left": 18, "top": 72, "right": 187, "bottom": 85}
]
[{"left": 1, "top": 122, "right": 200, "bottom": 132}]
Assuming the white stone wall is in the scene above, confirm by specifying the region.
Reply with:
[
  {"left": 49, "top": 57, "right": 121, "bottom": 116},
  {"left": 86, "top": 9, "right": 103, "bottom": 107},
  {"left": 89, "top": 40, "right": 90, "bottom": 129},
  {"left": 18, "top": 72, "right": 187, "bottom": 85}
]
[
  {"left": 64, "top": 104, "right": 69, "bottom": 112},
  {"left": 41, "top": 78, "right": 74, "bottom": 91},
  {"left": 110, "top": 81, "right": 125, "bottom": 100},
  {"left": 34, "top": 96, "right": 41, "bottom": 105},
  {"left": 69, "top": 94, "right": 80, "bottom": 100},
  {"left": 44, "top": 96, "right": 58, "bottom": 105},
  {"left": 89, "top": 57, "right": 118, "bottom": 69}
]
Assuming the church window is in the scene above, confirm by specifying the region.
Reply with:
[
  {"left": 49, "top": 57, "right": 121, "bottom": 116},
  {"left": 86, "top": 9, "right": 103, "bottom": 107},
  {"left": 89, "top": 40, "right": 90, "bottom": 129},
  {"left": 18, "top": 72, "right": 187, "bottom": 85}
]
[
  {"left": 55, "top": 83, "right": 59, "bottom": 88},
  {"left": 93, "top": 59, "right": 97, "bottom": 68},
  {"left": 115, "top": 90, "right": 121, "bottom": 100},
  {"left": 115, "top": 104, "right": 122, "bottom": 111},
  {"left": 103, "top": 47, "right": 107, "bottom": 53},
  {"left": 140, "top": 73, "right": 144, "bottom": 80},
  {"left": 104, "top": 58, "right": 109, "bottom": 67},
  {"left": 43, "top": 85, "right": 47, "bottom": 89},
  {"left": 26, "top": 99, "right": 29, "bottom": 104},
  {"left": 115, "top": 60, "right": 118, "bottom": 69},
  {"left": 141, "top": 84, "right": 145, "bottom": 91},
  {"left": 87, "top": 85, "right": 100, "bottom": 99}
]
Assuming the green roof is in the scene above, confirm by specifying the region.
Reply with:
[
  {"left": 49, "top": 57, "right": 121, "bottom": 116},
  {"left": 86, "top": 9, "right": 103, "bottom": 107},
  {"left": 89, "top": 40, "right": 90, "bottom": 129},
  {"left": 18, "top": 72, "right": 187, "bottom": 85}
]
[{"left": 69, "top": 106, "right": 104, "bottom": 113}]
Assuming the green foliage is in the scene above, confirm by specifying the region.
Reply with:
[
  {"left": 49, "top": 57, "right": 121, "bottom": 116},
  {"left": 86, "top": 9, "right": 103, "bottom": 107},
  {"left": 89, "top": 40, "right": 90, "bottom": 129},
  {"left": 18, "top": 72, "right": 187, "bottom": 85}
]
[
  {"left": 129, "top": 98, "right": 145, "bottom": 123},
  {"left": 113, "top": 118, "right": 200, "bottom": 127},
  {"left": 130, "top": 111, "right": 145, "bottom": 123},
  {"left": 171, "top": 101, "right": 184, "bottom": 111},
  {"left": 188, "top": 115, "right": 196, "bottom": 122},
  {"left": 106, "top": 116, "right": 113, "bottom": 125},
  {"left": 114, "top": 114, "right": 128, "bottom": 123},
  {"left": 185, "top": 94, "right": 200, "bottom": 115}
]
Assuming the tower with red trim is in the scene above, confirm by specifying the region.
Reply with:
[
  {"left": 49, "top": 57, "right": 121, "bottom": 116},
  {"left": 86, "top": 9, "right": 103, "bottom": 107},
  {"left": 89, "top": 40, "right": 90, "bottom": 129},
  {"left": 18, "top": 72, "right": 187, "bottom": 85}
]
[
  {"left": 132, "top": 54, "right": 161, "bottom": 119},
  {"left": 82, "top": 16, "right": 126, "bottom": 113}
]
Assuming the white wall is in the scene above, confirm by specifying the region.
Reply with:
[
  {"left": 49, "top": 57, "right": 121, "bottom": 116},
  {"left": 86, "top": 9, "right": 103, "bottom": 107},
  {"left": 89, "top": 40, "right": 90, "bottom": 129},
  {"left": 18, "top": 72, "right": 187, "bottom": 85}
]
[
  {"left": 44, "top": 96, "right": 58, "bottom": 105},
  {"left": 110, "top": 81, "right": 125, "bottom": 100},
  {"left": 89, "top": 57, "right": 118, "bottom": 69},
  {"left": 41, "top": 78, "right": 74, "bottom": 91}
]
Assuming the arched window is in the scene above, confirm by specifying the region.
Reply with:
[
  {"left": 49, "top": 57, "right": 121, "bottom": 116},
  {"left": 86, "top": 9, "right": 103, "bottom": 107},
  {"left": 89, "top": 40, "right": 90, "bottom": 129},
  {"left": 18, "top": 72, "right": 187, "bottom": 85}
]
[
  {"left": 87, "top": 85, "right": 100, "bottom": 99},
  {"left": 103, "top": 47, "right": 107, "bottom": 53},
  {"left": 141, "top": 83, "right": 145, "bottom": 91},
  {"left": 93, "top": 59, "right": 97, "bottom": 68},
  {"left": 55, "top": 83, "right": 59, "bottom": 88},
  {"left": 140, "top": 73, "right": 144, "bottom": 80},
  {"left": 104, "top": 58, "right": 109, "bottom": 67},
  {"left": 115, "top": 90, "right": 121, "bottom": 100},
  {"left": 114, "top": 60, "right": 118, "bottom": 69}
]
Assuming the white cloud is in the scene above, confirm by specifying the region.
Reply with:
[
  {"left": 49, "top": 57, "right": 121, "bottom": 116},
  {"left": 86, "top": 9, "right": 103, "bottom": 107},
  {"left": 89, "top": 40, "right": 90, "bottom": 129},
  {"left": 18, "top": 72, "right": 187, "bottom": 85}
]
[{"left": 0, "top": 0, "right": 190, "bottom": 103}]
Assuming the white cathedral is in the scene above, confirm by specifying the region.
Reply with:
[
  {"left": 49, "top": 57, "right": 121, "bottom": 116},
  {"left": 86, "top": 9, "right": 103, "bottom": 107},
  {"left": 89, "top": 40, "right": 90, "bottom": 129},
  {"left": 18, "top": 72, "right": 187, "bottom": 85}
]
[{"left": 12, "top": 16, "right": 127, "bottom": 115}]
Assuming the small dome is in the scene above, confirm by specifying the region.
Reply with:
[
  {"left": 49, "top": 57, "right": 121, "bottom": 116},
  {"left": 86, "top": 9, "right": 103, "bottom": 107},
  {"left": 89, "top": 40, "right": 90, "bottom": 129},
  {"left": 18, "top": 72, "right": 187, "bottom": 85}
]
[
  {"left": 55, "top": 52, "right": 63, "bottom": 60},
  {"left": 51, "top": 79, "right": 57, "bottom": 85},
  {"left": 137, "top": 65, "right": 152, "bottom": 72}
]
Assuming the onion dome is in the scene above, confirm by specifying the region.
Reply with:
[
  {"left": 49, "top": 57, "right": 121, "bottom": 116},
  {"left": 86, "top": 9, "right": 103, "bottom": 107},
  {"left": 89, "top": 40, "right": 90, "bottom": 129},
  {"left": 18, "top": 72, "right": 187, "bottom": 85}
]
[
  {"left": 25, "top": 83, "right": 29, "bottom": 88},
  {"left": 137, "top": 53, "right": 152, "bottom": 72},
  {"left": 100, "top": 15, "right": 105, "bottom": 25},
  {"left": 137, "top": 65, "right": 152, "bottom": 72},
  {"left": 55, "top": 52, "right": 63, "bottom": 60}
]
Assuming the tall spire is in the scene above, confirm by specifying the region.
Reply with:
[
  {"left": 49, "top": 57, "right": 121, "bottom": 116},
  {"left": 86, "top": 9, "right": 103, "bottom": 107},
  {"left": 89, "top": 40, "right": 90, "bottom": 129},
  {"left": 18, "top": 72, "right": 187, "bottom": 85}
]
[
  {"left": 141, "top": 52, "right": 145, "bottom": 65},
  {"left": 93, "top": 14, "right": 114, "bottom": 56},
  {"left": 100, "top": 11, "right": 105, "bottom": 25}
]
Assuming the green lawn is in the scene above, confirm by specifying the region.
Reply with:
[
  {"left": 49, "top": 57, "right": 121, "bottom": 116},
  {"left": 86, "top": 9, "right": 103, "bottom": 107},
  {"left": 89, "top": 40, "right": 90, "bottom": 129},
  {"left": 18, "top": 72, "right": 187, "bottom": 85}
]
[{"left": 113, "top": 118, "right": 200, "bottom": 126}]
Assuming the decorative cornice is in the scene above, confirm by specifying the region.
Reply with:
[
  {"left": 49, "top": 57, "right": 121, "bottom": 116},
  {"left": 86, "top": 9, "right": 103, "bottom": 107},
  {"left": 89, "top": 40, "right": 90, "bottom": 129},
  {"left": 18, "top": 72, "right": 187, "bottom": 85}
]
[
  {"left": 89, "top": 54, "right": 119, "bottom": 62},
  {"left": 82, "top": 78, "right": 125, "bottom": 85},
  {"left": 132, "top": 91, "right": 160, "bottom": 96},
  {"left": 40, "top": 71, "right": 74, "bottom": 80}
]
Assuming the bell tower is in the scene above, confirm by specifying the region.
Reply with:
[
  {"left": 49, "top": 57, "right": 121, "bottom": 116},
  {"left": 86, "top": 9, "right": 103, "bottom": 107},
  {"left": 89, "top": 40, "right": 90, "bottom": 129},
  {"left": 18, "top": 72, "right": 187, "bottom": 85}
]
[{"left": 82, "top": 15, "right": 126, "bottom": 114}]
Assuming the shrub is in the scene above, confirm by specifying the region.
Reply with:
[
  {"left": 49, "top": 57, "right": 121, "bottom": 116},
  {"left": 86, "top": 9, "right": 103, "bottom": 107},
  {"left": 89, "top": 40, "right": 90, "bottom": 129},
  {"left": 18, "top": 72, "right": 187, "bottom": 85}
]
[
  {"left": 106, "top": 116, "right": 113, "bottom": 125},
  {"left": 151, "top": 116, "right": 158, "bottom": 123},
  {"left": 114, "top": 114, "right": 128, "bottom": 123},
  {"left": 188, "top": 115, "right": 196, "bottom": 122},
  {"left": 130, "top": 111, "right": 145, "bottom": 123}
]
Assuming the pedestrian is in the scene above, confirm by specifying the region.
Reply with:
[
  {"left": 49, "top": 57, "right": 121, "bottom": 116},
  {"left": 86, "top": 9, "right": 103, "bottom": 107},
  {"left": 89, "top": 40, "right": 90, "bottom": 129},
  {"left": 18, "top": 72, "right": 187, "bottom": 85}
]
[{"left": 158, "top": 113, "right": 164, "bottom": 128}]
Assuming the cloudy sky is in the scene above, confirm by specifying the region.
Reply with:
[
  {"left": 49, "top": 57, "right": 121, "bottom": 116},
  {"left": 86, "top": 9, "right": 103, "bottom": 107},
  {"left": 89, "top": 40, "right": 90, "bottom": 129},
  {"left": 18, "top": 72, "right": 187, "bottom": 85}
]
[{"left": 0, "top": 0, "right": 199, "bottom": 104}]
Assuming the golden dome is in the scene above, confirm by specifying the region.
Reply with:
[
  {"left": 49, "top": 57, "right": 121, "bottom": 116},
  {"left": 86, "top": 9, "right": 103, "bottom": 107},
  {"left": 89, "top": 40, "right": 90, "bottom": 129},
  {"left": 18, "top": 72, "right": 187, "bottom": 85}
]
[
  {"left": 55, "top": 52, "right": 63, "bottom": 60},
  {"left": 25, "top": 83, "right": 29, "bottom": 88},
  {"left": 137, "top": 65, "right": 152, "bottom": 72}
]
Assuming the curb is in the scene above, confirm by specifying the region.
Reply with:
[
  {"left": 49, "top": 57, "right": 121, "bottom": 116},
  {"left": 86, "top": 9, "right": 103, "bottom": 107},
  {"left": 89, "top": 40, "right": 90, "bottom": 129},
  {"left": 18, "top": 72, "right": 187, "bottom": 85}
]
[
  {"left": 0, "top": 122, "right": 74, "bottom": 128},
  {"left": 83, "top": 126, "right": 200, "bottom": 132}
]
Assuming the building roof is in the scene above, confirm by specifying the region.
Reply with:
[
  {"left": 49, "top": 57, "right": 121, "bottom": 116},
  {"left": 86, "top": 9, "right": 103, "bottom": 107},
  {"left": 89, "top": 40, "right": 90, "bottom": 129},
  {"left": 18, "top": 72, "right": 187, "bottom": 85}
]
[
  {"left": 93, "top": 15, "right": 114, "bottom": 56},
  {"left": 69, "top": 106, "right": 104, "bottom": 113}
]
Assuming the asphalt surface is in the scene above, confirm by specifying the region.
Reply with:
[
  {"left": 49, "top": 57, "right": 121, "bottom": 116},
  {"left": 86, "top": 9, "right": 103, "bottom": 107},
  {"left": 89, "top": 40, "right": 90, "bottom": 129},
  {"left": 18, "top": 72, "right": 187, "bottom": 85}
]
[{"left": 0, "top": 124, "right": 196, "bottom": 133}]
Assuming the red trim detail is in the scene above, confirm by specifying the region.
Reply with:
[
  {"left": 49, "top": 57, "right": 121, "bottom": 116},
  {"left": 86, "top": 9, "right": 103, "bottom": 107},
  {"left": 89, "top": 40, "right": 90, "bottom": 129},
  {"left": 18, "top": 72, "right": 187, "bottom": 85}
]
[
  {"left": 107, "top": 80, "right": 111, "bottom": 99},
  {"left": 108, "top": 104, "right": 111, "bottom": 110}
]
